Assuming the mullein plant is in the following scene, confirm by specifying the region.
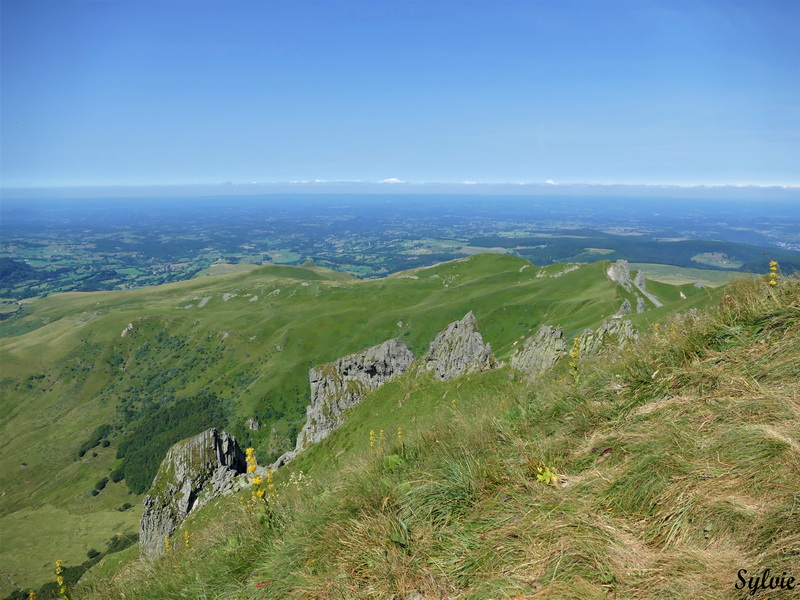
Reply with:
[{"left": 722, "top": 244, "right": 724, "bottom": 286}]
[
  {"left": 768, "top": 260, "right": 780, "bottom": 288},
  {"left": 54, "top": 560, "right": 70, "bottom": 599},
  {"left": 569, "top": 337, "right": 580, "bottom": 384}
]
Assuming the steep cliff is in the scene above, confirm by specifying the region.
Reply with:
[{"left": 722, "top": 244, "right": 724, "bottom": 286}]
[
  {"left": 140, "top": 429, "right": 246, "bottom": 558},
  {"left": 423, "top": 311, "right": 497, "bottom": 380},
  {"left": 290, "top": 338, "right": 415, "bottom": 456}
]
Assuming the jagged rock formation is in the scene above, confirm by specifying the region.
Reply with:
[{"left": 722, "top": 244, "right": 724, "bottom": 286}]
[
  {"left": 606, "top": 260, "right": 633, "bottom": 291},
  {"left": 289, "top": 339, "right": 415, "bottom": 459},
  {"left": 606, "top": 259, "right": 663, "bottom": 311},
  {"left": 140, "top": 429, "right": 246, "bottom": 558},
  {"left": 510, "top": 325, "right": 567, "bottom": 379},
  {"left": 423, "top": 311, "right": 497, "bottom": 380},
  {"left": 578, "top": 318, "right": 638, "bottom": 357}
]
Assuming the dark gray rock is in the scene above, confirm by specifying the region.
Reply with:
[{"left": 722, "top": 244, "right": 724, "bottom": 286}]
[
  {"left": 139, "top": 429, "right": 245, "bottom": 558},
  {"left": 423, "top": 311, "right": 497, "bottom": 381}
]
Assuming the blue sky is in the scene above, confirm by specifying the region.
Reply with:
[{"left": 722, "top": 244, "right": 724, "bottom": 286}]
[{"left": 1, "top": 0, "right": 798, "bottom": 188}]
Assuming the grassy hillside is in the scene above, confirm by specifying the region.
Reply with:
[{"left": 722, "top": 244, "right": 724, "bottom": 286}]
[
  {"left": 74, "top": 270, "right": 799, "bottom": 600},
  {"left": 0, "top": 255, "right": 714, "bottom": 595}
]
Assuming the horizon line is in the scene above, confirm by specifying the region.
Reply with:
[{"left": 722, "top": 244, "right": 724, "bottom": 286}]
[{"left": 4, "top": 180, "right": 800, "bottom": 192}]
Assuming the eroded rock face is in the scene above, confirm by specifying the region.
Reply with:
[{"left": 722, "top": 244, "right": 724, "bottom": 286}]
[
  {"left": 140, "top": 429, "right": 245, "bottom": 558},
  {"left": 578, "top": 318, "right": 638, "bottom": 357},
  {"left": 423, "top": 311, "right": 497, "bottom": 381},
  {"left": 294, "top": 338, "right": 415, "bottom": 453},
  {"left": 510, "top": 325, "right": 567, "bottom": 379},
  {"left": 606, "top": 260, "right": 633, "bottom": 291}
]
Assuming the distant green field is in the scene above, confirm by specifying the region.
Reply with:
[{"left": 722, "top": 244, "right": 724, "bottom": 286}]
[
  {"left": 690, "top": 251, "right": 744, "bottom": 269},
  {"left": 628, "top": 262, "right": 753, "bottom": 287},
  {"left": 193, "top": 262, "right": 261, "bottom": 277}
]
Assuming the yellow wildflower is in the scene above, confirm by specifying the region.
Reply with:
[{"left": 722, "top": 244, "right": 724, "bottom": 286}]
[
  {"left": 252, "top": 475, "right": 263, "bottom": 486},
  {"left": 247, "top": 464, "right": 257, "bottom": 473}
]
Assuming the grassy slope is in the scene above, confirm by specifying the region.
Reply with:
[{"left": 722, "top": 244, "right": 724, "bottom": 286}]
[
  {"left": 0, "top": 255, "right": 712, "bottom": 595},
  {"left": 78, "top": 274, "right": 799, "bottom": 600}
]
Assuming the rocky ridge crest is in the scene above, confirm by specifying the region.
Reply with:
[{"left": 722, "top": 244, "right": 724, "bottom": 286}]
[{"left": 606, "top": 259, "right": 663, "bottom": 312}]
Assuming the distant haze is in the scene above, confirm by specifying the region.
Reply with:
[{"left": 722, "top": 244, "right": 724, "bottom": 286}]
[{"left": 2, "top": 182, "right": 799, "bottom": 202}]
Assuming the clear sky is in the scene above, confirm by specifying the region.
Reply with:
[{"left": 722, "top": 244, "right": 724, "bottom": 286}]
[{"left": 1, "top": 0, "right": 798, "bottom": 188}]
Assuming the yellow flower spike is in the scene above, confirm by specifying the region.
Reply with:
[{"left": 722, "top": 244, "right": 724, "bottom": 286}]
[
  {"left": 397, "top": 427, "right": 403, "bottom": 443},
  {"left": 185, "top": 530, "right": 190, "bottom": 548},
  {"left": 57, "top": 576, "right": 64, "bottom": 586},
  {"left": 369, "top": 430, "right": 376, "bottom": 448},
  {"left": 252, "top": 475, "right": 263, "bottom": 486},
  {"left": 29, "top": 591, "right": 36, "bottom": 600},
  {"left": 247, "top": 464, "right": 257, "bottom": 473}
]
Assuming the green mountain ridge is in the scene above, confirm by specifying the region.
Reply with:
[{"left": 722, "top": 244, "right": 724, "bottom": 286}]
[
  {"left": 0, "top": 255, "right": 718, "bottom": 595},
  {"left": 72, "top": 270, "right": 797, "bottom": 600}
]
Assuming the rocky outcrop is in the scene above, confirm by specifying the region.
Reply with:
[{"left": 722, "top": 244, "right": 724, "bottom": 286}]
[
  {"left": 632, "top": 270, "right": 663, "bottom": 308},
  {"left": 578, "top": 318, "right": 638, "bottom": 357},
  {"left": 607, "top": 259, "right": 662, "bottom": 311},
  {"left": 510, "top": 325, "right": 567, "bottom": 379},
  {"left": 606, "top": 260, "right": 633, "bottom": 291},
  {"left": 292, "top": 339, "right": 415, "bottom": 454},
  {"left": 423, "top": 311, "right": 497, "bottom": 381},
  {"left": 140, "top": 429, "right": 246, "bottom": 558}
]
